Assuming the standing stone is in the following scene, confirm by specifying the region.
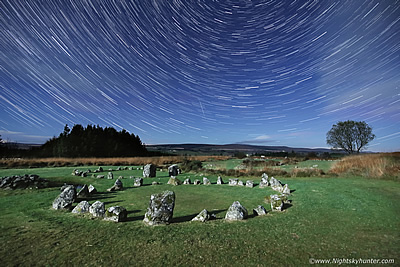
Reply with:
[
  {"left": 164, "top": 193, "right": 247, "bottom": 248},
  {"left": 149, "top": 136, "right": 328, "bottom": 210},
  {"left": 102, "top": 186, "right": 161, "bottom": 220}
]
[
  {"left": 217, "top": 176, "right": 223, "bottom": 185},
  {"left": 97, "top": 167, "right": 103, "bottom": 172},
  {"left": 104, "top": 206, "right": 128, "bottom": 222},
  {"left": 52, "top": 185, "right": 76, "bottom": 210},
  {"left": 134, "top": 178, "right": 143, "bottom": 187},
  {"left": 143, "top": 191, "right": 175, "bottom": 225},
  {"left": 270, "top": 177, "right": 283, "bottom": 192},
  {"left": 203, "top": 177, "right": 211, "bottom": 185},
  {"left": 282, "top": 184, "right": 291, "bottom": 195},
  {"left": 246, "top": 180, "right": 254, "bottom": 188},
  {"left": 116, "top": 167, "right": 122, "bottom": 171},
  {"left": 96, "top": 175, "right": 105, "bottom": 179},
  {"left": 193, "top": 179, "right": 201, "bottom": 185},
  {"left": 259, "top": 173, "right": 269, "bottom": 188},
  {"left": 72, "top": 201, "right": 90, "bottom": 214},
  {"left": 107, "top": 172, "right": 113, "bottom": 179},
  {"left": 107, "top": 179, "right": 123, "bottom": 191},
  {"left": 143, "top": 164, "right": 157, "bottom": 178},
  {"left": 270, "top": 194, "right": 284, "bottom": 211},
  {"left": 253, "top": 205, "right": 268, "bottom": 216},
  {"left": 191, "top": 209, "right": 211, "bottom": 222},
  {"left": 77, "top": 184, "right": 90, "bottom": 198},
  {"left": 89, "top": 201, "right": 105, "bottom": 217},
  {"left": 225, "top": 201, "right": 248, "bottom": 221},
  {"left": 229, "top": 178, "right": 238, "bottom": 186},
  {"left": 167, "top": 176, "right": 182, "bottom": 186},
  {"left": 183, "top": 178, "right": 191, "bottom": 185},
  {"left": 238, "top": 180, "right": 244, "bottom": 186},
  {"left": 118, "top": 176, "right": 124, "bottom": 180},
  {"left": 88, "top": 184, "right": 97, "bottom": 194},
  {"left": 168, "top": 164, "right": 179, "bottom": 177}
]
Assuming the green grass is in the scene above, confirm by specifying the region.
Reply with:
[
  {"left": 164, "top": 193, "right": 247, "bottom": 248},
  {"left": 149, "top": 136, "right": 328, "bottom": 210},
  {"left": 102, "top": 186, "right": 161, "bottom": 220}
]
[
  {"left": 0, "top": 166, "right": 399, "bottom": 266},
  {"left": 277, "top": 160, "right": 336, "bottom": 172}
]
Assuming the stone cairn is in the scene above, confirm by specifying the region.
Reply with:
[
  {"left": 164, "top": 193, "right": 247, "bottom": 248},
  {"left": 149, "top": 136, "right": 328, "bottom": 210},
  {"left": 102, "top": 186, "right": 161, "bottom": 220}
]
[{"left": 0, "top": 174, "right": 48, "bottom": 190}]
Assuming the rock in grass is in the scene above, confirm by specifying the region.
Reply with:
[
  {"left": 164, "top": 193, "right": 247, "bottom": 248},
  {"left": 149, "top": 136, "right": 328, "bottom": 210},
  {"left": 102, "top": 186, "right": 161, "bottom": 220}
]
[
  {"left": 96, "top": 175, "right": 105, "bottom": 179},
  {"left": 217, "top": 176, "right": 224, "bottom": 184},
  {"left": 259, "top": 173, "right": 269, "bottom": 188},
  {"left": 104, "top": 206, "right": 127, "bottom": 222},
  {"left": 134, "top": 178, "right": 143, "bottom": 187},
  {"left": 229, "top": 178, "right": 238, "bottom": 186},
  {"left": 246, "top": 180, "right": 254, "bottom": 188},
  {"left": 89, "top": 201, "right": 105, "bottom": 217},
  {"left": 193, "top": 179, "right": 201, "bottom": 185},
  {"left": 192, "top": 209, "right": 211, "bottom": 222},
  {"left": 107, "top": 179, "right": 123, "bottom": 192},
  {"left": 270, "top": 194, "right": 284, "bottom": 211},
  {"left": 88, "top": 184, "right": 97, "bottom": 194},
  {"left": 183, "top": 178, "right": 191, "bottom": 185},
  {"left": 238, "top": 180, "right": 244, "bottom": 186},
  {"left": 168, "top": 164, "right": 179, "bottom": 177},
  {"left": 77, "top": 184, "right": 90, "bottom": 198},
  {"left": 143, "top": 164, "right": 157, "bottom": 178},
  {"left": 72, "top": 201, "right": 90, "bottom": 214},
  {"left": 225, "top": 201, "right": 248, "bottom": 221},
  {"left": 253, "top": 205, "right": 268, "bottom": 216},
  {"left": 282, "top": 184, "right": 291, "bottom": 195},
  {"left": 167, "top": 176, "right": 182, "bottom": 186},
  {"left": 107, "top": 172, "right": 113, "bottom": 179},
  {"left": 143, "top": 191, "right": 175, "bottom": 226},
  {"left": 52, "top": 185, "right": 76, "bottom": 210},
  {"left": 270, "top": 177, "right": 283, "bottom": 192},
  {"left": 203, "top": 177, "right": 211, "bottom": 185}
]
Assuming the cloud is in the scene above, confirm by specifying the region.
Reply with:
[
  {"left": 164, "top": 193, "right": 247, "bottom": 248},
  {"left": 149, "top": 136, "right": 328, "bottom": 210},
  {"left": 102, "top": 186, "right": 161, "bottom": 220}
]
[{"left": 236, "top": 134, "right": 275, "bottom": 144}]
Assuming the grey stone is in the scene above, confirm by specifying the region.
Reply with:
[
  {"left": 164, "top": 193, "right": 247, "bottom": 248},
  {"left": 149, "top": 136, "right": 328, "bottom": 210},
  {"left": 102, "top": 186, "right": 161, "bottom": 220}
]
[
  {"left": 225, "top": 201, "right": 248, "bottom": 221},
  {"left": 0, "top": 174, "right": 48, "bottom": 190},
  {"left": 77, "top": 184, "right": 90, "bottom": 198},
  {"left": 96, "top": 175, "right": 105, "bottom": 179},
  {"left": 183, "top": 178, "right": 191, "bottom": 185},
  {"left": 270, "top": 177, "right": 283, "bottom": 192},
  {"left": 238, "top": 180, "right": 244, "bottom": 186},
  {"left": 107, "top": 172, "right": 113, "bottom": 179},
  {"left": 229, "top": 178, "right": 238, "bottom": 186},
  {"left": 270, "top": 194, "right": 284, "bottom": 211},
  {"left": 107, "top": 179, "right": 123, "bottom": 191},
  {"left": 246, "top": 180, "right": 254, "bottom": 188},
  {"left": 143, "top": 164, "right": 157, "bottom": 178},
  {"left": 134, "top": 178, "right": 143, "bottom": 187},
  {"left": 168, "top": 164, "right": 179, "bottom": 177},
  {"left": 89, "top": 201, "right": 105, "bottom": 217},
  {"left": 88, "top": 184, "right": 97, "bottom": 194},
  {"left": 203, "top": 177, "right": 211, "bottom": 185},
  {"left": 282, "top": 184, "right": 291, "bottom": 195},
  {"left": 143, "top": 191, "right": 175, "bottom": 225},
  {"left": 217, "top": 176, "right": 223, "bottom": 184},
  {"left": 167, "top": 176, "right": 181, "bottom": 186},
  {"left": 104, "top": 206, "right": 128, "bottom": 222},
  {"left": 152, "top": 181, "right": 160, "bottom": 185},
  {"left": 72, "top": 201, "right": 90, "bottom": 214},
  {"left": 52, "top": 185, "right": 76, "bottom": 210},
  {"left": 193, "top": 179, "right": 201, "bottom": 185},
  {"left": 259, "top": 173, "right": 269, "bottom": 188},
  {"left": 118, "top": 176, "right": 124, "bottom": 180},
  {"left": 191, "top": 209, "right": 211, "bottom": 222},
  {"left": 253, "top": 205, "right": 267, "bottom": 216},
  {"left": 97, "top": 167, "right": 103, "bottom": 172}
]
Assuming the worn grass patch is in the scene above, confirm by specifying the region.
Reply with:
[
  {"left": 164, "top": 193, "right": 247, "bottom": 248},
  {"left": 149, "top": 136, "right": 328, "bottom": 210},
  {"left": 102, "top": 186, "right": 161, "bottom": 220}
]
[{"left": 0, "top": 166, "right": 399, "bottom": 266}]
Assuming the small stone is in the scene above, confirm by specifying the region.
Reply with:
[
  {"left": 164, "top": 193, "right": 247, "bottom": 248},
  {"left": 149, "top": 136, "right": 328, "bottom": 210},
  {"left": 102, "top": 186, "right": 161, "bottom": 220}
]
[
  {"left": 107, "top": 172, "right": 113, "bottom": 179},
  {"left": 253, "top": 205, "right": 267, "bottom": 216},
  {"left": 107, "top": 179, "right": 123, "bottom": 191},
  {"left": 134, "top": 178, "right": 143, "bottom": 187},
  {"left": 152, "top": 181, "right": 159, "bottom": 185},
  {"left": 238, "top": 180, "right": 244, "bottom": 186},
  {"left": 193, "top": 179, "right": 201, "bottom": 185},
  {"left": 217, "top": 176, "right": 223, "bottom": 184},
  {"left": 191, "top": 209, "right": 211, "bottom": 222},
  {"left": 183, "top": 178, "right": 191, "bottom": 185},
  {"left": 225, "top": 201, "right": 248, "bottom": 221},
  {"left": 203, "top": 177, "right": 211, "bottom": 185},
  {"left": 246, "top": 180, "right": 254, "bottom": 188},
  {"left": 88, "top": 184, "right": 97, "bottom": 194},
  {"left": 72, "top": 201, "right": 90, "bottom": 214},
  {"left": 96, "top": 175, "right": 105, "bottom": 179},
  {"left": 89, "top": 201, "right": 105, "bottom": 217},
  {"left": 167, "top": 177, "right": 182, "bottom": 186},
  {"left": 104, "top": 206, "right": 127, "bottom": 222},
  {"left": 229, "top": 178, "right": 238, "bottom": 186}
]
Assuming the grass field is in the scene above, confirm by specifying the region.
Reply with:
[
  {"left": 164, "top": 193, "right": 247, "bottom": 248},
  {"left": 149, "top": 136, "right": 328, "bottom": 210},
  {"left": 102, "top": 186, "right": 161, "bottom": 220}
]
[{"left": 0, "top": 165, "right": 399, "bottom": 266}]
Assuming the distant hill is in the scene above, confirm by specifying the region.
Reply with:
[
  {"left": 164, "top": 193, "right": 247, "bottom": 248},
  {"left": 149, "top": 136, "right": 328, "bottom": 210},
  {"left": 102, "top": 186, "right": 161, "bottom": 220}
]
[{"left": 146, "top": 143, "right": 337, "bottom": 156}]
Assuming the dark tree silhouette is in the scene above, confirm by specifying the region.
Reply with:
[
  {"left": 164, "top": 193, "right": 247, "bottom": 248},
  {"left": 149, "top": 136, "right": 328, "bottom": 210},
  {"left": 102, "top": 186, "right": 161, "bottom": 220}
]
[
  {"left": 40, "top": 124, "right": 147, "bottom": 157},
  {"left": 326, "top": 120, "right": 375, "bottom": 154}
]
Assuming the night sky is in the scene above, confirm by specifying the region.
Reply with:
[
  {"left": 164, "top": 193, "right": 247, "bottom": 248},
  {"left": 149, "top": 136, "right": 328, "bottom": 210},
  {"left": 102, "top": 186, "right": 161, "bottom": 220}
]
[{"left": 1, "top": 0, "right": 399, "bottom": 152}]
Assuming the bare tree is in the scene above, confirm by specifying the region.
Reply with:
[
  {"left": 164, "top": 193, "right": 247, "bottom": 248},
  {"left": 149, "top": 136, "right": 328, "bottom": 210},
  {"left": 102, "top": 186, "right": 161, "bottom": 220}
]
[{"left": 326, "top": 120, "right": 375, "bottom": 154}]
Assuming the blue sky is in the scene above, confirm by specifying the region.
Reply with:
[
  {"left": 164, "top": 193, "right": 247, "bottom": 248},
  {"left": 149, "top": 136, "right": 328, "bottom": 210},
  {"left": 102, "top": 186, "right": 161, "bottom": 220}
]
[{"left": 1, "top": 0, "right": 399, "bottom": 152}]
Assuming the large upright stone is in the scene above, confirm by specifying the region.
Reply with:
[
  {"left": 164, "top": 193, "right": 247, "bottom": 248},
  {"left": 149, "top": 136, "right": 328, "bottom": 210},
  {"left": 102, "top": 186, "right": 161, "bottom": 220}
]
[
  {"left": 246, "top": 180, "right": 254, "bottom": 188},
  {"left": 168, "top": 164, "right": 179, "bottom": 177},
  {"left": 107, "top": 172, "right": 113, "bottom": 179},
  {"left": 89, "top": 201, "right": 105, "bottom": 217},
  {"left": 229, "top": 178, "right": 238, "bottom": 186},
  {"left": 270, "top": 177, "right": 283, "bottom": 192},
  {"left": 52, "top": 185, "right": 76, "bottom": 210},
  {"left": 143, "top": 164, "right": 156, "bottom": 178},
  {"left": 217, "top": 176, "right": 223, "bottom": 185},
  {"left": 282, "top": 184, "right": 291, "bottom": 195},
  {"left": 225, "top": 201, "right": 248, "bottom": 221},
  {"left": 88, "top": 184, "right": 97, "bottom": 194},
  {"left": 270, "top": 194, "right": 284, "bottom": 211},
  {"left": 143, "top": 191, "right": 175, "bottom": 225},
  {"left": 259, "top": 173, "right": 269, "bottom": 188}
]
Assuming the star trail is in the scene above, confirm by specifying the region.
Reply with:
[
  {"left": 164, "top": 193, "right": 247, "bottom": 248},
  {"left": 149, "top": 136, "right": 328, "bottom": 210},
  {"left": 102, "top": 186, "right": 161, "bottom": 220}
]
[{"left": 1, "top": 0, "right": 399, "bottom": 151}]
